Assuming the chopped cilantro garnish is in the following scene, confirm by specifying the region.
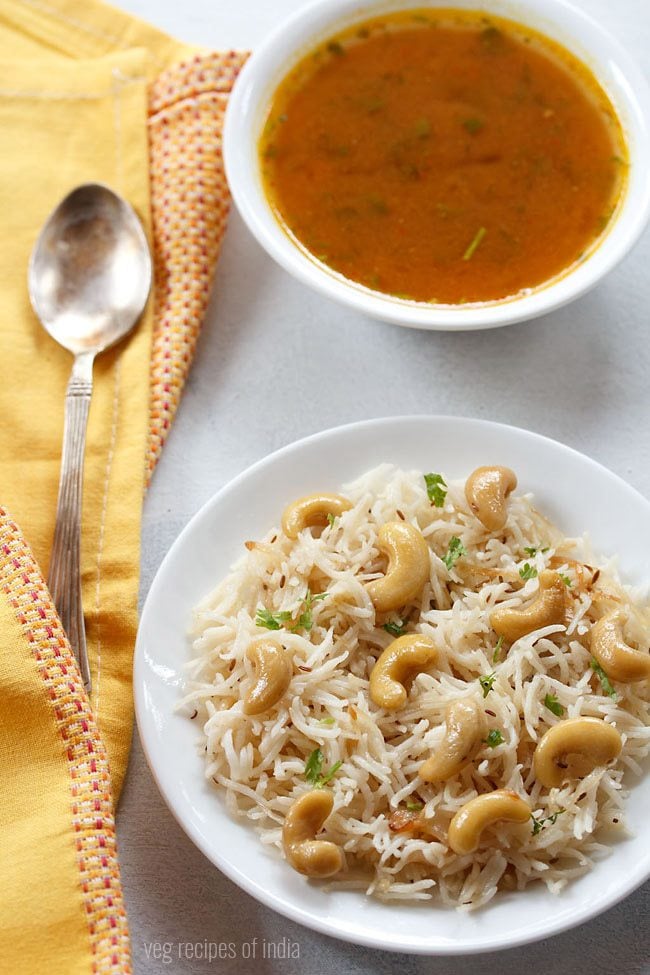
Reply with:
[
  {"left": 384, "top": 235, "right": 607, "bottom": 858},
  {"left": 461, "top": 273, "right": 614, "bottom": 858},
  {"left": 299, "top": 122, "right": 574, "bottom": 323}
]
[
  {"left": 590, "top": 658, "right": 617, "bottom": 699},
  {"left": 406, "top": 800, "right": 424, "bottom": 812},
  {"left": 304, "top": 748, "right": 342, "bottom": 788},
  {"left": 319, "top": 761, "right": 342, "bottom": 786},
  {"left": 492, "top": 635, "right": 504, "bottom": 664},
  {"left": 544, "top": 693, "right": 564, "bottom": 717},
  {"left": 479, "top": 672, "right": 497, "bottom": 698},
  {"left": 463, "top": 117, "right": 484, "bottom": 134},
  {"left": 304, "top": 747, "right": 323, "bottom": 784},
  {"left": 424, "top": 472, "right": 447, "bottom": 507},
  {"left": 531, "top": 809, "right": 564, "bottom": 835},
  {"left": 484, "top": 728, "right": 504, "bottom": 748},
  {"left": 481, "top": 25, "right": 502, "bottom": 46},
  {"left": 256, "top": 591, "right": 326, "bottom": 633},
  {"left": 524, "top": 545, "right": 549, "bottom": 557},
  {"left": 462, "top": 226, "right": 486, "bottom": 261},
  {"left": 292, "top": 590, "right": 327, "bottom": 632},
  {"left": 558, "top": 573, "right": 572, "bottom": 587},
  {"left": 255, "top": 607, "right": 292, "bottom": 630},
  {"left": 326, "top": 512, "right": 337, "bottom": 527},
  {"left": 519, "top": 562, "right": 538, "bottom": 580},
  {"left": 443, "top": 536, "right": 467, "bottom": 571},
  {"left": 383, "top": 618, "right": 408, "bottom": 637}
]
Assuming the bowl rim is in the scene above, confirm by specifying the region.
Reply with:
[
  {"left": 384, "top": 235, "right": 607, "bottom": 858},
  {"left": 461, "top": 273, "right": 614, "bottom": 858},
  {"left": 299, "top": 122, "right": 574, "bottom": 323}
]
[
  {"left": 223, "top": 0, "right": 650, "bottom": 330},
  {"left": 135, "top": 414, "right": 650, "bottom": 954}
]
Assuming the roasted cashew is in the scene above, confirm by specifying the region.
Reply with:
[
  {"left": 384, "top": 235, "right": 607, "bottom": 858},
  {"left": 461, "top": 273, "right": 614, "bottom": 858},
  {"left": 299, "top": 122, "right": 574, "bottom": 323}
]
[
  {"left": 491, "top": 570, "right": 567, "bottom": 642},
  {"left": 282, "top": 789, "right": 343, "bottom": 878},
  {"left": 369, "top": 634, "right": 438, "bottom": 710},
  {"left": 447, "top": 789, "right": 530, "bottom": 855},
  {"left": 281, "top": 493, "right": 352, "bottom": 539},
  {"left": 590, "top": 609, "right": 650, "bottom": 683},
  {"left": 243, "top": 639, "right": 293, "bottom": 715},
  {"left": 367, "top": 521, "right": 430, "bottom": 613},
  {"left": 465, "top": 466, "right": 518, "bottom": 531},
  {"left": 533, "top": 717, "right": 622, "bottom": 788},
  {"left": 419, "top": 698, "right": 486, "bottom": 781}
]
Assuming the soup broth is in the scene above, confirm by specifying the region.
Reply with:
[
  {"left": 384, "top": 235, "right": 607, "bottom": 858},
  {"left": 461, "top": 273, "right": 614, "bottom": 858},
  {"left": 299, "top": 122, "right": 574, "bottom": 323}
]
[{"left": 259, "top": 9, "right": 626, "bottom": 305}]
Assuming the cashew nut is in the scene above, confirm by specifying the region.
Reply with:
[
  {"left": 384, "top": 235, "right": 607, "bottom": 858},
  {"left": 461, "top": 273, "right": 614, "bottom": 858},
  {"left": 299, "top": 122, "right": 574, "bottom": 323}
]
[
  {"left": 490, "top": 570, "right": 567, "bottom": 642},
  {"left": 590, "top": 609, "right": 650, "bottom": 683},
  {"left": 369, "top": 634, "right": 438, "bottom": 710},
  {"left": 282, "top": 789, "right": 343, "bottom": 878},
  {"left": 281, "top": 493, "right": 352, "bottom": 539},
  {"left": 448, "top": 789, "right": 530, "bottom": 855},
  {"left": 243, "top": 639, "right": 293, "bottom": 715},
  {"left": 419, "top": 698, "right": 486, "bottom": 781},
  {"left": 367, "top": 521, "right": 430, "bottom": 613},
  {"left": 465, "top": 466, "right": 518, "bottom": 531},
  {"left": 533, "top": 717, "right": 622, "bottom": 788}
]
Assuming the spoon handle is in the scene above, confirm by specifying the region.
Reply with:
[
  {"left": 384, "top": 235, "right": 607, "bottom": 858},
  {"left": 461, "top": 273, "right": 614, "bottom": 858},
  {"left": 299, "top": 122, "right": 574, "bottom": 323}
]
[{"left": 48, "top": 351, "right": 94, "bottom": 692}]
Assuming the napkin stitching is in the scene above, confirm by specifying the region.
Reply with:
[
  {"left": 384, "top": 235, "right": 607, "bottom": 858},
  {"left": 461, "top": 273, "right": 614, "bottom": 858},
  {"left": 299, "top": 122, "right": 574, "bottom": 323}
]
[
  {"left": 0, "top": 77, "right": 147, "bottom": 101},
  {"left": 93, "top": 360, "right": 122, "bottom": 719},
  {"left": 112, "top": 68, "right": 126, "bottom": 219},
  {"left": 92, "top": 71, "right": 126, "bottom": 716},
  {"left": 0, "top": 88, "right": 108, "bottom": 99},
  {"left": 0, "top": 509, "right": 131, "bottom": 973},
  {"left": 18, "top": 0, "right": 123, "bottom": 47}
]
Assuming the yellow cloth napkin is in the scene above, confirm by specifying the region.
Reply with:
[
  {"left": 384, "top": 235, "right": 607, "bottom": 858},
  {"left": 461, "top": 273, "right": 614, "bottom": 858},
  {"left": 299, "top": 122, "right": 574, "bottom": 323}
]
[{"left": 0, "top": 1, "right": 247, "bottom": 971}]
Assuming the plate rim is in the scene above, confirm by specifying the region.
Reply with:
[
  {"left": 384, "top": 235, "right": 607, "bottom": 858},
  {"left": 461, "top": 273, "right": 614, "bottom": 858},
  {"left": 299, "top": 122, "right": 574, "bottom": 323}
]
[{"left": 135, "top": 414, "right": 650, "bottom": 954}]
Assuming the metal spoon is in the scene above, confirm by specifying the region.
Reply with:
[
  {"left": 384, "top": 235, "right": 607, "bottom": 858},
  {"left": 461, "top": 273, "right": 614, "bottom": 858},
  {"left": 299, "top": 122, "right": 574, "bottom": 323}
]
[{"left": 28, "top": 183, "right": 152, "bottom": 692}]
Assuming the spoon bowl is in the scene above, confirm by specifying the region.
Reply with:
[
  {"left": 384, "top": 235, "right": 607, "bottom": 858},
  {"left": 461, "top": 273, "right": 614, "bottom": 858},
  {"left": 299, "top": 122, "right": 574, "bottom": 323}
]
[
  {"left": 29, "top": 183, "right": 151, "bottom": 355},
  {"left": 28, "top": 183, "right": 152, "bottom": 690}
]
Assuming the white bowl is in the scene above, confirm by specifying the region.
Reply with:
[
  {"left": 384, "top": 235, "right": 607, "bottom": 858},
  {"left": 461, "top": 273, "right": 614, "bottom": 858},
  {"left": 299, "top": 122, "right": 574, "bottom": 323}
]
[
  {"left": 224, "top": 0, "right": 650, "bottom": 330},
  {"left": 135, "top": 415, "right": 650, "bottom": 954}
]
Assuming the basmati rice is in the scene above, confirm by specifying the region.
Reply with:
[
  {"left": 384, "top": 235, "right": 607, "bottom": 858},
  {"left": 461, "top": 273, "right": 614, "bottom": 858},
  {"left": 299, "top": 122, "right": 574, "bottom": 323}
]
[{"left": 178, "top": 464, "right": 649, "bottom": 909}]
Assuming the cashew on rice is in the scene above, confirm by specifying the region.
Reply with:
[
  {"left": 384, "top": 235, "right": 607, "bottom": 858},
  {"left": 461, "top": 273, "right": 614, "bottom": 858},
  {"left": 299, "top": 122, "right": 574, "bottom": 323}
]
[
  {"left": 491, "top": 570, "right": 567, "bottom": 642},
  {"left": 369, "top": 634, "right": 438, "bottom": 710},
  {"left": 533, "top": 717, "right": 622, "bottom": 788},
  {"left": 465, "top": 466, "right": 517, "bottom": 532},
  {"left": 243, "top": 639, "right": 293, "bottom": 715},
  {"left": 590, "top": 608, "right": 650, "bottom": 683},
  {"left": 448, "top": 790, "right": 531, "bottom": 855},
  {"left": 419, "top": 698, "right": 486, "bottom": 782},
  {"left": 281, "top": 493, "right": 352, "bottom": 539},
  {"left": 283, "top": 790, "right": 343, "bottom": 877},
  {"left": 366, "top": 521, "right": 430, "bottom": 613}
]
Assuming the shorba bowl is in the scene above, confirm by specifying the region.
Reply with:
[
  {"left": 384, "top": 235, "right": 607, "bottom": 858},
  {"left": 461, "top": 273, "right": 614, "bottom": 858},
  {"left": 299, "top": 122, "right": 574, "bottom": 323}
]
[{"left": 223, "top": 0, "right": 650, "bottom": 330}]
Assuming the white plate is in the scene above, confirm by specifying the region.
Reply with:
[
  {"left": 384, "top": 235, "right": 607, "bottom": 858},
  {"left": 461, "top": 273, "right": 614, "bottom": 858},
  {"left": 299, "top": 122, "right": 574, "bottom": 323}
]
[{"left": 135, "top": 416, "right": 650, "bottom": 954}]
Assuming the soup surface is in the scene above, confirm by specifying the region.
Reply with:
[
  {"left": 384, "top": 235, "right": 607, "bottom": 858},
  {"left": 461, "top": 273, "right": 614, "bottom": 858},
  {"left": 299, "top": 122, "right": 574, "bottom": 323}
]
[{"left": 260, "top": 9, "right": 626, "bottom": 304}]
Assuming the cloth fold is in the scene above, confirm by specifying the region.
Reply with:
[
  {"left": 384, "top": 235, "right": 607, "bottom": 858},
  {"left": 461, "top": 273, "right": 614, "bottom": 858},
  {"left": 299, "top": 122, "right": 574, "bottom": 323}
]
[{"left": 0, "top": 1, "right": 247, "bottom": 971}]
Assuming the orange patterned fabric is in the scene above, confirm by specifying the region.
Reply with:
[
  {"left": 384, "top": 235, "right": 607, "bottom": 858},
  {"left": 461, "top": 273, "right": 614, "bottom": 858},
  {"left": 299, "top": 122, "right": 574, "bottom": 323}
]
[
  {"left": 0, "top": 508, "right": 131, "bottom": 974},
  {"left": 146, "top": 51, "right": 248, "bottom": 481}
]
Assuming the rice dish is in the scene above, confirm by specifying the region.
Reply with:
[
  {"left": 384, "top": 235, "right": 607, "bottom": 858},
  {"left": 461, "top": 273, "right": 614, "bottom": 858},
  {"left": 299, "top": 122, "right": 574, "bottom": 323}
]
[{"left": 178, "top": 464, "right": 649, "bottom": 909}]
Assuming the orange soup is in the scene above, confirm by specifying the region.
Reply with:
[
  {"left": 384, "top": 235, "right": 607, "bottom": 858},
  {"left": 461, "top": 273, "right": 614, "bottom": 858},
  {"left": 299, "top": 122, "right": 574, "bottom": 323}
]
[{"left": 259, "top": 9, "right": 626, "bottom": 305}]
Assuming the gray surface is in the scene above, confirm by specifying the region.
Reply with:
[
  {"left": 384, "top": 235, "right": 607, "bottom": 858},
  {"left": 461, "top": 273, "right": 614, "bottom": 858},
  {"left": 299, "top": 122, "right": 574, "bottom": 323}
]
[{"left": 117, "top": 0, "right": 650, "bottom": 971}]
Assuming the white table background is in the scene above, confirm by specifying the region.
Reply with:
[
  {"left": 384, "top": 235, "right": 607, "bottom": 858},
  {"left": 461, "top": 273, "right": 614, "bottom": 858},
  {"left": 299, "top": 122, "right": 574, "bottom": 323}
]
[{"left": 116, "top": 1, "right": 650, "bottom": 971}]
